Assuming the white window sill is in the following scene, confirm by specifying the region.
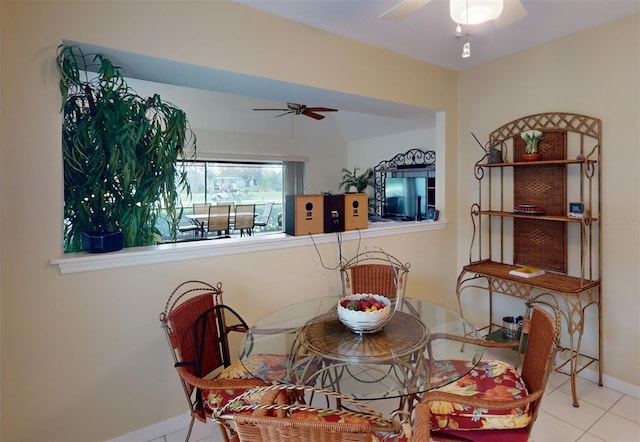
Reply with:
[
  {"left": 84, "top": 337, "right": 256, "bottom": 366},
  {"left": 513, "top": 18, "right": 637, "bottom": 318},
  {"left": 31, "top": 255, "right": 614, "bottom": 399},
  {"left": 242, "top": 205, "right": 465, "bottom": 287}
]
[{"left": 50, "top": 220, "right": 447, "bottom": 274}]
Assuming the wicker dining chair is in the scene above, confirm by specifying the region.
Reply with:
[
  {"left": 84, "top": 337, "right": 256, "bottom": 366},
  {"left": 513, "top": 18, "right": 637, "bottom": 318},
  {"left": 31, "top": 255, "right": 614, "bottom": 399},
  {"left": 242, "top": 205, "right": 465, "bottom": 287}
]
[
  {"left": 339, "top": 249, "right": 410, "bottom": 300},
  {"left": 413, "top": 306, "right": 559, "bottom": 442},
  {"left": 215, "top": 384, "right": 410, "bottom": 442},
  {"left": 159, "top": 281, "right": 290, "bottom": 442}
]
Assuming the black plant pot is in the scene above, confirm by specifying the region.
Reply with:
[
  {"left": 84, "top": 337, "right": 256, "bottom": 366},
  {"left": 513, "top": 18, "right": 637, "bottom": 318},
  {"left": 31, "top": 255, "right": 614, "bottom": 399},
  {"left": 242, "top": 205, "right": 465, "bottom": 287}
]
[{"left": 81, "top": 231, "right": 124, "bottom": 253}]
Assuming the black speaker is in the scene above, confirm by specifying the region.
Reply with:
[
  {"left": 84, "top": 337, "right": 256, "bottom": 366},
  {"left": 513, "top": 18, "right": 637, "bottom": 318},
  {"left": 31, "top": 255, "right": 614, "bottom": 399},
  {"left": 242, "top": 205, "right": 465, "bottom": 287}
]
[{"left": 323, "top": 194, "right": 345, "bottom": 233}]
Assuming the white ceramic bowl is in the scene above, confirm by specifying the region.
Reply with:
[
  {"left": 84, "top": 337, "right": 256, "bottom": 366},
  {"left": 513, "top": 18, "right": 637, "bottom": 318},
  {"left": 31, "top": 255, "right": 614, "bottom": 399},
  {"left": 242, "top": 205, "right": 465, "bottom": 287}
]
[{"left": 337, "top": 294, "right": 391, "bottom": 333}]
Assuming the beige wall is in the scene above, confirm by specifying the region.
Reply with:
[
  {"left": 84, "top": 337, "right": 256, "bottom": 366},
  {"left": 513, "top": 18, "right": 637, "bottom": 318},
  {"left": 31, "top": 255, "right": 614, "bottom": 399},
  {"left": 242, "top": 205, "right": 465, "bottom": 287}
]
[
  {"left": 0, "top": 1, "right": 459, "bottom": 440},
  {"left": 457, "top": 15, "right": 640, "bottom": 386},
  {"left": 2, "top": 1, "right": 638, "bottom": 440}
]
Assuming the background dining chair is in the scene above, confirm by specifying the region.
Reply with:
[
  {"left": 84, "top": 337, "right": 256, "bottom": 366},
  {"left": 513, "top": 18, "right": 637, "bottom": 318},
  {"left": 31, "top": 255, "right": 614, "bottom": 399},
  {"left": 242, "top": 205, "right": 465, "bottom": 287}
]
[
  {"left": 192, "top": 202, "right": 210, "bottom": 236},
  {"left": 234, "top": 204, "right": 256, "bottom": 237},
  {"left": 339, "top": 249, "right": 410, "bottom": 301},
  {"left": 216, "top": 384, "right": 410, "bottom": 442},
  {"left": 159, "top": 280, "right": 290, "bottom": 442},
  {"left": 207, "top": 204, "right": 231, "bottom": 237},
  {"left": 253, "top": 201, "right": 273, "bottom": 232},
  {"left": 178, "top": 203, "right": 211, "bottom": 238},
  {"left": 193, "top": 202, "right": 210, "bottom": 214},
  {"left": 413, "top": 306, "right": 559, "bottom": 442}
]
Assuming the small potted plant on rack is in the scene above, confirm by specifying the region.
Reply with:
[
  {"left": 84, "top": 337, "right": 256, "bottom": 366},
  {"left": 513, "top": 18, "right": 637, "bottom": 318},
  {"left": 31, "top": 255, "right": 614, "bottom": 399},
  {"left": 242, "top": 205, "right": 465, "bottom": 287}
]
[
  {"left": 339, "top": 167, "right": 373, "bottom": 193},
  {"left": 521, "top": 129, "right": 543, "bottom": 161}
]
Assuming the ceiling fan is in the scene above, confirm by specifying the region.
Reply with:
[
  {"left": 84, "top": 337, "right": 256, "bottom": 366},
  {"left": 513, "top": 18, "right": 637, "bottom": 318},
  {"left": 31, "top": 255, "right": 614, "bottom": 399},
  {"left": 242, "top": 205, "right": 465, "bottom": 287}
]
[
  {"left": 379, "top": 0, "right": 527, "bottom": 28},
  {"left": 252, "top": 102, "right": 338, "bottom": 120}
]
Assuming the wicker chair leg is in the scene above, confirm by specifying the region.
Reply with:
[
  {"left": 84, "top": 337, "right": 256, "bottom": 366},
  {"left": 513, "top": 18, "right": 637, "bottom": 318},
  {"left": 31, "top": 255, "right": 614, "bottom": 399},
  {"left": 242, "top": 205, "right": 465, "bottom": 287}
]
[{"left": 217, "top": 423, "right": 234, "bottom": 442}]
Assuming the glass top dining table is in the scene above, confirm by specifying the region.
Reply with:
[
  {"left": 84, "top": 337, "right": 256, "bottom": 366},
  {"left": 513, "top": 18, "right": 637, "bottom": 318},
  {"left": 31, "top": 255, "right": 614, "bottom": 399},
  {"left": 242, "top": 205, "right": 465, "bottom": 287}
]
[{"left": 238, "top": 296, "right": 484, "bottom": 403}]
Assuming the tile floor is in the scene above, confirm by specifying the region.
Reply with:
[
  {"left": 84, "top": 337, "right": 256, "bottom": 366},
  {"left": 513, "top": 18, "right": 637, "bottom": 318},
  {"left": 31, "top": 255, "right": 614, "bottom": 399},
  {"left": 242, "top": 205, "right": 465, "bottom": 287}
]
[{"left": 145, "top": 348, "right": 639, "bottom": 442}]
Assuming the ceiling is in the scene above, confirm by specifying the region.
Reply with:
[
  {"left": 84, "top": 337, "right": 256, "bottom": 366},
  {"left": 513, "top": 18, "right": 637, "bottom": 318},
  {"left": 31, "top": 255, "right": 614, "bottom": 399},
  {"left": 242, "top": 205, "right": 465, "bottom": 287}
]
[
  {"left": 111, "top": 1, "right": 638, "bottom": 143},
  {"left": 234, "top": 0, "right": 639, "bottom": 72}
]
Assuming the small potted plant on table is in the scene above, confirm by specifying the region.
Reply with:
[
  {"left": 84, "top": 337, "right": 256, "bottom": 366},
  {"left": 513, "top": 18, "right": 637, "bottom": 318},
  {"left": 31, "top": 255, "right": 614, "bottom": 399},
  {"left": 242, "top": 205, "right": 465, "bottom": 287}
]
[{"left": 339, "top": 167, "right": 373, "bottom": 193}]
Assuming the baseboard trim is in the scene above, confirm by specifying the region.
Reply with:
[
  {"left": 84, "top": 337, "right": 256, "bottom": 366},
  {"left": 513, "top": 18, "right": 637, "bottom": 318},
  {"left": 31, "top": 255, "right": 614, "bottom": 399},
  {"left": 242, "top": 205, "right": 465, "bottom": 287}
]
[
  {"left": 106, "top": 412, "right": 190, "bottom": 442},
  {"left": 580, "top": 366, "right": 640, "bottom": 399}
]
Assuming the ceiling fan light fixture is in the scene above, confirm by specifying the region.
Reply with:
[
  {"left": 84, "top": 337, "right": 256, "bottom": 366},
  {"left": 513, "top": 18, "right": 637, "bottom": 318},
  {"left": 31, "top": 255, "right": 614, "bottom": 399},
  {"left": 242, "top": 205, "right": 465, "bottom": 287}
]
[{"left": 450, "top": 0, "right": 503, "bottom": 25}]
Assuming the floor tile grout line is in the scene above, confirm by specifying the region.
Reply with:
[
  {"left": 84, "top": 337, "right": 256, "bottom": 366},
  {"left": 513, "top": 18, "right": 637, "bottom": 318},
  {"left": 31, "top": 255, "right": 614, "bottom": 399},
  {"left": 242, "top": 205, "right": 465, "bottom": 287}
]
[
  {"left": 538, "top": 390, "right": 640, "bottom": 441},
  {"left": 536, "top": 409, "right": 588, "bottom": 442},
  {"left": 603, "top": 394, "right": 640, "bottom": 426},
  {"left": 537, "top": 385, "right": 610, "bottom": 441}
]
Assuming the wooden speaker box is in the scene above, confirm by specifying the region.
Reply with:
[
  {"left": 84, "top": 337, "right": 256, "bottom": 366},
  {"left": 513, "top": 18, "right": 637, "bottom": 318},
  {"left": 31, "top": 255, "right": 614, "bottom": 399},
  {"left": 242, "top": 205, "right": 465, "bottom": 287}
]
[
  {"left": 285, "top": 194, "right": 324, "bottom": 236},
  {"left": 344, "top": 193, "right": 368, "bottom": 231}
]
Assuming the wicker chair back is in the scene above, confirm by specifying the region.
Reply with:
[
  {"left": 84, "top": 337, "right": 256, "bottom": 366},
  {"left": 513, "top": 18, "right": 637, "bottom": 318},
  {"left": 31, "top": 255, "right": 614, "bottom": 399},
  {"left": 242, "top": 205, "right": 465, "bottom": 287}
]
[{"left": 339, "top": 250, "right": 410, "bottom": 301}]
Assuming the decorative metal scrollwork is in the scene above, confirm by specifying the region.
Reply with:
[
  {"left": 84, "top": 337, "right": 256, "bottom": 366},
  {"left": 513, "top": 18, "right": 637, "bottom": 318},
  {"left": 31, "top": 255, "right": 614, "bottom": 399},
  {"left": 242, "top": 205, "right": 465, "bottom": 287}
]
[{"left": 373, "top": 149, "right": 436, "bottom": 216}]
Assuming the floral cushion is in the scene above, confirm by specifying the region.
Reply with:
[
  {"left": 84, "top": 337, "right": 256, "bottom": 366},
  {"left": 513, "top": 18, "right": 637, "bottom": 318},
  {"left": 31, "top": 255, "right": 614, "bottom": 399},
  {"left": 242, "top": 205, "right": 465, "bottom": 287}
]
[
  {"left": 429, "top": 358, "right": 478, "bottom": 389},
  {"left": 202, "top": 354, "right": 290, "bottom": 412},
  {"left": 289, "top": 409, "right": 409, "bottom": 441},
  {"left": 218, "top": 354, "right": 290, "bottom": 382},
  {"left": 429, "top": 359, "right": 532, "bottom": 431}
]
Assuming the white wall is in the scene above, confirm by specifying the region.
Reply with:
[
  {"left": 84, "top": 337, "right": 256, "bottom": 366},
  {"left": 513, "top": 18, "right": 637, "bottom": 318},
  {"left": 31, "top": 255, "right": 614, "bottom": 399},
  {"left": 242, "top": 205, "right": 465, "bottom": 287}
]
[
  {"left": 348, "top": 128, "right": 436, "bottom": 170},
  {"left": 0, "top": 1, "right": 459, "bottom": 440},
  {"left": 457, "top": 15, "right": 640, "bottom": 387}
]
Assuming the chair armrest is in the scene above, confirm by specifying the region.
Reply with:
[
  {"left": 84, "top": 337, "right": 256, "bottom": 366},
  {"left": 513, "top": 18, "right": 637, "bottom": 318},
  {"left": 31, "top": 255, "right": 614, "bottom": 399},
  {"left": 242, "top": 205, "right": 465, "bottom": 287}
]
[
  {"left": 217, "top": 384, "right": 405, "bottom": 433},
  {"left": 420, "top": 388, "right": 543, "bottom": 410},
  {"left": 175, "top": 366, "right": 268, "bottom": 391},
  {"left": 226, "top": 324, "right": 249, "bottom": 333}
]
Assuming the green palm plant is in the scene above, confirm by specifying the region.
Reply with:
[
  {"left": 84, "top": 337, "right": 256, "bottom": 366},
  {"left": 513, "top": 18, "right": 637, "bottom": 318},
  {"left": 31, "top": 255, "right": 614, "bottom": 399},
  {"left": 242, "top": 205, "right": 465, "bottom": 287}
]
[
  {"left": 339, "top": 167, "right": 373, "bottom": 193},
  {"left": 57, "top": 44, "right": 196, "bottom": 252}
]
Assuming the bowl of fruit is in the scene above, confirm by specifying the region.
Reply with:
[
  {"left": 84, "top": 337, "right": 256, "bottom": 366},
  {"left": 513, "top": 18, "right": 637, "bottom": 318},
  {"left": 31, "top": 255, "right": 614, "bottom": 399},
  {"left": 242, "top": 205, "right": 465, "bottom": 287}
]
[{"left": 337, "top": 294, "right": 391, "bottom": 333}]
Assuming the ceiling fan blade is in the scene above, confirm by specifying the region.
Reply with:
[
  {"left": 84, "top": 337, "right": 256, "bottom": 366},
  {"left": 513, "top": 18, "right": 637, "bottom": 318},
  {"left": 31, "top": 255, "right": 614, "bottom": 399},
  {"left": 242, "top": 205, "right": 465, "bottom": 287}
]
[
  {"left": 495, "top": 0, "right": 527, "bottom": 28},
  {"left": 254, "top": 103, "right": 336, "bottom": 120},
  {"left": 379, "top": 0, "right": 433, "bottom": 20},
  {"left": 302, "top": 111, "right": 325, "bottom": 120},
  {"left": 305, "top": 107, "right": 338, "bottom": 113}
]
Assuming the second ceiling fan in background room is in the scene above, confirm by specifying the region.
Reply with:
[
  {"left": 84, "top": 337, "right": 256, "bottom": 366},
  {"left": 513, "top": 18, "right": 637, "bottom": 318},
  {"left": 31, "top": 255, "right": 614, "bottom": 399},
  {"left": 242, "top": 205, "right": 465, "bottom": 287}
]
[
  {"left": 380, "top": 0, "right": 527, "bottom": 58},
  {"left": 252, "top": 102, "right": 339, "bottom": 141},
  {"left": 252, "top": 102, "right": 338, "bottom": 120}
]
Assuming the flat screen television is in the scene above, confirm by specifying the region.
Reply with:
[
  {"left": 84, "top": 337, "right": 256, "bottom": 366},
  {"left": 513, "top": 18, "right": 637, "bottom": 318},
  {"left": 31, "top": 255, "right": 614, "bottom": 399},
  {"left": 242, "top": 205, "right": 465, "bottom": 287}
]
[{"left": 384, "top": 177, "right": 427, "bottom": 219}]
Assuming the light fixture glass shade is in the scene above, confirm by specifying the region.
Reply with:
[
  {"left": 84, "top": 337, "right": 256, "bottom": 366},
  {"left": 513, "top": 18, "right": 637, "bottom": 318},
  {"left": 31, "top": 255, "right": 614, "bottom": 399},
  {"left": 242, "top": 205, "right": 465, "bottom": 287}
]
[
  {"left": 450, "top": 0, "right": 504, "bottom": 25},
  {"left": 462, "top": 38, "right": 471, "bottom": 58}
]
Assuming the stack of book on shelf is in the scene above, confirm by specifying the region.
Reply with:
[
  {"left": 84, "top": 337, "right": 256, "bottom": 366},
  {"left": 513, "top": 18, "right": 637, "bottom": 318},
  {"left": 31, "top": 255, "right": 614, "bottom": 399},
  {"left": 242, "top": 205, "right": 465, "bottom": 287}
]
[
  {"left": 512, "top": 204, "right": 544, "bottom": 215},
  {"left": 509, "top": 266, "right": 545, "bottom": 278}
]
